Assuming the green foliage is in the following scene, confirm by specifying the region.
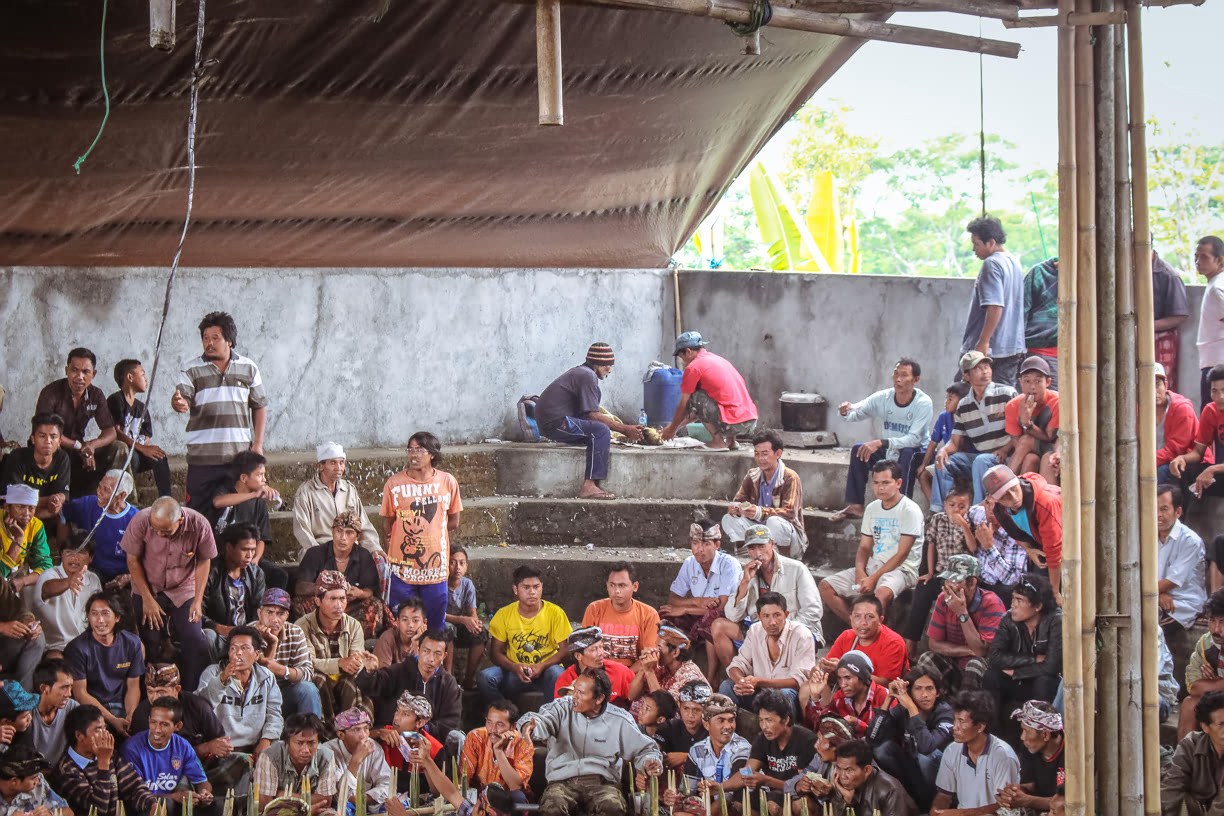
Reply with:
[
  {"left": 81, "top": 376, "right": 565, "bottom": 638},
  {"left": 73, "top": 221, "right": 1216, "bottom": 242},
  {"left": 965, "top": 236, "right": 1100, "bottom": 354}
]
[
  {"left": 779, "top": 103, "right": 882, "bottom": 212},
  {"left": 1148, "top": 119, "right": 1224, "bottom": 273}
]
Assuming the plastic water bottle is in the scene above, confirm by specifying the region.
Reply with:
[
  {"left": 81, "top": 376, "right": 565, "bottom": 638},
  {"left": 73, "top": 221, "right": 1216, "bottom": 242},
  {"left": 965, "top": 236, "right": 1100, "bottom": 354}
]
[{"left": 638, "top": 408, "right": 648, "bottom": 426}]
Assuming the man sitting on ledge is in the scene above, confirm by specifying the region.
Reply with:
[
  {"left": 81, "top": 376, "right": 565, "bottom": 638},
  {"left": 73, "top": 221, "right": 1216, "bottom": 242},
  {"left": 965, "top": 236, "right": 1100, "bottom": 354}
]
[
  {"left": 534, "top": 342, "right": 643, "bottom": 500},
  {"left": 661, "top": 332, "right": 758, "bottom": 451},
  {"left": 721, "top": 430, "right": 808, "bottom": 558}
]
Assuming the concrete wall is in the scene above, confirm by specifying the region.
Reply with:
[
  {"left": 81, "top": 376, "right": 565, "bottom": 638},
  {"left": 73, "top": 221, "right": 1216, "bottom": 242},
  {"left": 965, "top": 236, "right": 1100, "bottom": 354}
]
[
  {"left": 3, "top": 266, "right": 1201, "bottom": 452},
  {"left": 0, "top": 267, "right": 674, "bottom": 452},
  {"left": 678, "top": 269, "right": 1203, "bottom": 446}
]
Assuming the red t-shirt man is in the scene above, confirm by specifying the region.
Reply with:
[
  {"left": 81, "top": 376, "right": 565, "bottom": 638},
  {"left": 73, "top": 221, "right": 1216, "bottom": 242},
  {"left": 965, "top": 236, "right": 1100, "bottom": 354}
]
[
  {"left": 554, "top": 659, "right": 635, "bottom": 702},
  {"left": 824, "top": 625, "right": 910, "bottom": 683},
  {"left": 679, "top": 349, "right": 758, "bottom": 426}
]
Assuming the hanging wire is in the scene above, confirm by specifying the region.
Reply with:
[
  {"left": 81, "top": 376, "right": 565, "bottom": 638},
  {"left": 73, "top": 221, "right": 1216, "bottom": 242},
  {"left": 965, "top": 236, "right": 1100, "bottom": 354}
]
[
  {"left": 78, "top": 0, "right": 211, "bottom": 551},
  {"left": 72, "top": 0, "right": 111, "bottom": 174}
]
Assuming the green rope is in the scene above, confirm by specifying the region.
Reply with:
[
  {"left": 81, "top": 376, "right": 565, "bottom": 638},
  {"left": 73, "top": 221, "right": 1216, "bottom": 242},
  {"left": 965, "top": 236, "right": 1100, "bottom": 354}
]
[
  {"left": 726, "top": 0, "right": 771, "bottom": 36},
  {"left": 73, "top": 0, "right": 110, "bottom": 174}
]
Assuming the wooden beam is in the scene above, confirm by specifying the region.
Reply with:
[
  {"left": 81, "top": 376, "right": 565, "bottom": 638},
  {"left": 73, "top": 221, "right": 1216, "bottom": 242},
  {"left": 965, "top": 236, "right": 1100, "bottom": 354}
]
[
  {"left": 1004, "top": 9, "right": 1125, "bottom": 26},
  {"left": 581, "top": 0, "right": 1023, "bottom": 57},
  {"left": 149, "top": 0, "right": 175, "bottom": 50},
  {"left": 537, "top": 0, "right": 564, "bottom": 126},
  {"left": 788, "top": 0, "right": 1020, "bottom": 20}
]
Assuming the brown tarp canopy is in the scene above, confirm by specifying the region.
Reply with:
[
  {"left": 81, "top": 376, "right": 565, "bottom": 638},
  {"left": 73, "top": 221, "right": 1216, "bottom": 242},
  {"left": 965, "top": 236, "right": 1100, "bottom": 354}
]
[{"left": 0, "top": 0, "right": 870, "bottom": 268}]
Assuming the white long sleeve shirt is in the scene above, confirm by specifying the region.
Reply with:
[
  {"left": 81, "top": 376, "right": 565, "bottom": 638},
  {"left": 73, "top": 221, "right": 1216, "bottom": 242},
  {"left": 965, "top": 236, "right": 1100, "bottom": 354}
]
[{"left": 842, "top": 388, "right": 933, "bottom": 456}]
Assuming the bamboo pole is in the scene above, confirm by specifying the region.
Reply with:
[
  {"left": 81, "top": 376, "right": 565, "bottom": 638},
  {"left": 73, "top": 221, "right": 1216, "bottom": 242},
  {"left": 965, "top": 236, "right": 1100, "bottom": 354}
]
[
  {"left": 1002, "top": 9, "right": 1125, "bottom": 25},
  {"left": 1072, "top": 0, "right": 1097, "bottom": 803},
  {"left": 741, "top": 29, "right": 761, "bottom": 54},
  {"left": 1127, "top": 4, "right": 1162, "bottom": 811},
  {"left": 537, "top": 0, "right": 564, "bottom": 125},
  {"left": 579, "top": 0, "right": 1023, "bottom": 56},
  {"left": 1094, "top": 4, "right": 1121, "bottom": 811},
  {"left": 149, "top": 0, "right": 175, "bottom": 50},
  {"left": 1056, "top": 0, "right": 1085, "bottom": 811},
  {"left": 790, "top": 0, "right": 1022, "bottom": 19}
]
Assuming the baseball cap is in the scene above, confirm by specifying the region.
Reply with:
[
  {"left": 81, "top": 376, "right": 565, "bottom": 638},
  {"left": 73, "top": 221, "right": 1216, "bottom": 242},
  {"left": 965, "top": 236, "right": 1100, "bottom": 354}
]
[
  {"left": 744, "top": 524, "right": 772, "bottom": 547},
  {"left": 672, "top": 331, "right": 707, "bottom": 356},
  {"left": 1019, "top": 355, "right": 1051, "bottom": 378},
  {"left": 938, "top": 553, "right": 983, "bottom": 582},
  {"left": 959, "top": 350, "right": 993, "bottom": 373},
  {"left": 982, "top": 464, "right": 1021, "bottom": 501},
  {"left": 1154, "top": 362, "right": 1167, "bottom": 380},
  {"left": 260, "top": 588, "right": 292, "bottom": 610}
]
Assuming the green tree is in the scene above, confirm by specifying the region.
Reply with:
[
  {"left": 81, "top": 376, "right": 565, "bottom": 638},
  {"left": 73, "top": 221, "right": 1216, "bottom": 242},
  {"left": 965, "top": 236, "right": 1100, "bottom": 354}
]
[
  {"left": 1148, "top": 119, "right": 1224, "bottom": 275},
  {"left": 778, "top": 102, "right": 883, "bottom": 214}
]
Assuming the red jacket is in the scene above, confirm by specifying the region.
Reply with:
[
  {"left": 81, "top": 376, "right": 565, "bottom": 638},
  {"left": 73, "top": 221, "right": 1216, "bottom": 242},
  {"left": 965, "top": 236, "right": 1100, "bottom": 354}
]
[
  {"left": 1160, "top": 390, "right": 1212, "bottom": 466},
  {"left": 993, "top": 473, "right": 1062, "bottom": 572}
]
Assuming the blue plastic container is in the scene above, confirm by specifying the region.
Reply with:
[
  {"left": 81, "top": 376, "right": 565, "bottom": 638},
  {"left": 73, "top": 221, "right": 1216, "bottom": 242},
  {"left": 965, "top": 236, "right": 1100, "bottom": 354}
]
[{"left": 643, "top": 366, "right": 684, "bottom": 427}]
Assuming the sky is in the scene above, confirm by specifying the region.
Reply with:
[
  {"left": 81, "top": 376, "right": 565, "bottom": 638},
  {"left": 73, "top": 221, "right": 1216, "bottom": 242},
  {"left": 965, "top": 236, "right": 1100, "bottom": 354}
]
[{"left": 752, "top": 3, "right": 1221, "bottom": 188}]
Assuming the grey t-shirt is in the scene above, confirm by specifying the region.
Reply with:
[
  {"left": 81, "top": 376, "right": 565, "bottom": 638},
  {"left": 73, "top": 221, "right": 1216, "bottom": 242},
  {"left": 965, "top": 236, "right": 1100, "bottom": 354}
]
[
  {"left": 535, "top": 365, "right": 602, "bottom": 430},
  {"left": 29, "top": 698, "right": 78, "bottom": 766},
  {"left": 961, "top": 250, "right": 1026, "bottom": 357}
]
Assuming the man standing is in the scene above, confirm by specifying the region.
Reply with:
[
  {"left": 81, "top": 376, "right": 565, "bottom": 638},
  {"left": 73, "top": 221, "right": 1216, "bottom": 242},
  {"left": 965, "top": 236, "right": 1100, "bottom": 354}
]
[
  {"left": 960, "top": 216, "right": 1026, "bottom": 388},
  {"left": 535, "top": 343, "right": 643, "bottom": 500},
  {"left": 171, "top": 311, "right": 269, "bottom": 515},
  {"left": 35, "top": 348, "right": 118, "bottom": 494},
  {"left": 1, "top": 414, "right": 70, "bottom": 522},
  {"left": 479, "top": 565, "right": 572, "bottom": 704},
  {"left": 820, "top": 461, "right": 923, "bottom": 623},
  {"left": 722, "top": 593, "right": 815, "bottom": 710},
  {"left": 1022, "top": 258, "right": 1059, "bottom": 389},
  {"left": 1004, "top": 356, "right": 1059, "bottom": 481},
  {"left": 59, "top": 470, "right": 136, "bottom": 583},
  {"left": 722, "top": 430, "right": 809, "bottom": 557},
  {"left": 983, "top": 464, "right": 1064, "bottom": 604},
  {"left": 293, "top": 442, "right": 380, "bottom": 552},
  {"left": 380, "top": 431, "right": 462, "bottom": 631},
  {"left": 1157, "top": 484, "right": 1206, "bottom": 682},
  {"left": 661, "top": 332, "right": 757, "bottom": 451},
  {"left": 121, "top": 496, "right": 216, "bottom": 691},
  {"left": 930, "top": 691, "right": 1020, "bottom": 816},
  {"left": 582, "top": 562, "right": 660, "bottom": 667},
  {"left": 922, "top": 555, "right": 1006, "bottom": 689},
  {"left": 520, "top": 670, "right": 664, "bottom": 816},
  {"left": 834, "top": 359, "right": 932, "bottom": 520},
  {"left": 553, "top": 627, "right": 635, "bottom": 703},
  {"left": 714, "top": 525, "right": 823, "bottom": 671},
  {"left": 1153, "top": 250, "right": 1191, "bottom": 393},
  {"left": 933, "top": 352, "right": 1017, "bottom": 505},
  {"left": 1197, "top": 236, "right": 1224, "bottom": 409}
]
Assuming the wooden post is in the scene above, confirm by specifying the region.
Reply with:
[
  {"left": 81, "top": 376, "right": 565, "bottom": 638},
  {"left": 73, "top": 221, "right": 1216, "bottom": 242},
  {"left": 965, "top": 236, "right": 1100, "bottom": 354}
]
[
  {"left": 149, "top": 0, "right": 175, "bottom": 50},
  {"left": 742, "top": 29, "right": 761, "bottom": 54},
  {"left": 579, "top": 0, "right": 1022, "bottom": 57},
  {"left": 1055, "top": 0, "right": 1085, "bottom": 812},
  {"left": 537, "top": 0, "right": 564, "bottom": 126},
  {"left": 793, "top": 0, "right": 1022, "bottom": 18},
  {"left": 1127, "top": 4, "right": 1162, "bottom": 812}
]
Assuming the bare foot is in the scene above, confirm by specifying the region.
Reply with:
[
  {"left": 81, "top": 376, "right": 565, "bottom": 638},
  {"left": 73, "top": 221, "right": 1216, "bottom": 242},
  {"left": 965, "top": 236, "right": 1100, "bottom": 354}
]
[
  {"left": 578, "top": 488, "right": 617, "bottom": 499},
  {"left": 832, "top": 504, "right": 864, "bottom": 521}
]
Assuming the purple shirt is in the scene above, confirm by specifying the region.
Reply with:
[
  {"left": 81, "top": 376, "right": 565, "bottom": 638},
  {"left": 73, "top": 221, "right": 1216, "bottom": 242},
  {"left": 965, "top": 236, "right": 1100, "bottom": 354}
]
[{"left": 120, "top": 508, "right": 217, "bottom": 605}]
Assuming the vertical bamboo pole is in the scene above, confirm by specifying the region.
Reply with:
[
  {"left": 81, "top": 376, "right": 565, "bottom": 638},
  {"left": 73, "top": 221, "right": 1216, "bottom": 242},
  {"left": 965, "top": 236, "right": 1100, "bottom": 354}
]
[
  {"left": 149, "top": 0, "right": 175, "bottom": 50},
  {"left": 1127, "top": 5, "right": 1162, "bottom": 811},
  {"left": 1073, "top": 4, "right": 1098, "bottom": 799},
  {"left": 1094, "top": 5, "right": 1121, "bottom": 811},
  {"left": 1056, "top": 0, "right": 1085, "bottom": 812},
  {"left": 1114, "top": 22, "right": 1144, "bottom": 812},
  {"left": 536, "top": 0, "right": 564, "bottom": 125}
]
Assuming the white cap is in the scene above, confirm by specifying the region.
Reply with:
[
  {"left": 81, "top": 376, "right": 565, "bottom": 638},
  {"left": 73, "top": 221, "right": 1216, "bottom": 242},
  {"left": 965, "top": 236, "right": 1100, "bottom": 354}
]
[
  {"left": 4, "top": 484, "right": 39, "bottom": 507},
  {"left": 316, "top": 442, "right": 345, "bottom": 462},
  {"left": 1154, "top": 362, "right": 1167, "bottom": 380}
]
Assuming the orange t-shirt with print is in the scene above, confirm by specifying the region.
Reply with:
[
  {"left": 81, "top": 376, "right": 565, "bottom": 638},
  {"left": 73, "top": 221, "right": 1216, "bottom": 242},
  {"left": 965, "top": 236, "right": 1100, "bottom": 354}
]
[
  {"left": 582, "top": 599, "right": 660, "bottom": 665},
  {"left": 380, "top": 469, "right": 462, "bottom": 585}
]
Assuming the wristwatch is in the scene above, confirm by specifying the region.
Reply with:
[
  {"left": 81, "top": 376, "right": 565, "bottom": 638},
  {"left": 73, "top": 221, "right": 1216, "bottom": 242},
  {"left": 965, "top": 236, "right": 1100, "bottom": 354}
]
[{"left": 958, "top": 613, "right": 970, "bottom": 623}]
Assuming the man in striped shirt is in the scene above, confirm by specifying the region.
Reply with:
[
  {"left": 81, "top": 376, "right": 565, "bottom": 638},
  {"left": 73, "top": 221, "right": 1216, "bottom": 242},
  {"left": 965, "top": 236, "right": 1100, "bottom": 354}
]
[
  {"left": 249, "top": 588, "right": 322, "bottom": 717},
  {"left": 933, "top": 351, "right": 1017, "bottom": 505},
  {"left": 171, "top": 312, "right": 269, "bottom": 516}
]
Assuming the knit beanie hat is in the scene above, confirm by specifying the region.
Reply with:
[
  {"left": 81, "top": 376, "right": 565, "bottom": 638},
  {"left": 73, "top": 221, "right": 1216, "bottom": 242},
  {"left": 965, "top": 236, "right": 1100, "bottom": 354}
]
[{"left": 586, "top": 343, "right": 615, "bottom": 365}]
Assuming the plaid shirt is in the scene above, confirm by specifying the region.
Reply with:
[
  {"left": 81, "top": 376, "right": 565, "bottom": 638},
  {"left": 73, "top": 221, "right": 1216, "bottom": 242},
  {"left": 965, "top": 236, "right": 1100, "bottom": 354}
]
[
  {"left": 967, "top": 506, "right": 1029, "bottom": 587},
  {"left": 248, "top": 619, "right": 315, "bottom": 683},
  {"left": 252, "top": 740, "right": 337, "bottom": 799},
  {"left": 924, "top": 513, "right": 970, "bottom": 574},
  {"left": 807, "top": 683, "right": 889, "bottom": 737},
  {"left": 928, "top": 587, "right": 1007, "bottom": 668}
]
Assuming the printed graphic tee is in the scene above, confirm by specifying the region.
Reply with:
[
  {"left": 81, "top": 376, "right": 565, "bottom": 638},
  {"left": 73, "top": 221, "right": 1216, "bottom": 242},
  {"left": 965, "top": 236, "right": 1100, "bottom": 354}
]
[{"left": 381, "top": 469, "right": 462, "bottom": 585}]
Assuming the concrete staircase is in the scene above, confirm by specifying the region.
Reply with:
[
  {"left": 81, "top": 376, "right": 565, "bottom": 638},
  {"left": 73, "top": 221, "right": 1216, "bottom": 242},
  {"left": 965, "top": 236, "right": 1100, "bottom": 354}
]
[{"left": 133, "top": 442, "right": 916, "bottom": 630}]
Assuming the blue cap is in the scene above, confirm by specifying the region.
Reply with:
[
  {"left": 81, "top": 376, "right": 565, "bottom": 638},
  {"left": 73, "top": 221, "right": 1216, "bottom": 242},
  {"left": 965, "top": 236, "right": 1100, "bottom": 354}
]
[{"left": 673, "top": 331, "right": 707, "bottom": 356}]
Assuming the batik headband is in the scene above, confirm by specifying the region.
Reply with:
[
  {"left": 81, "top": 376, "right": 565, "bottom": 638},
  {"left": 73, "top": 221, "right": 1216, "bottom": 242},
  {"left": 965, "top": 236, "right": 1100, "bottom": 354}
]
[
  {"left": 658, "top": 624, "right": 691, "bottom": 649},
  {"left": 335, "top": 707, "right": 372, "bottom": 730},
  {"left": 690, "top": 523, "right": 722, "bottom": 541},
  {"left": 397, "top": 692, "right": 433, "bottom": 720},
  {"left": 1012, "top": 700, "right": 1063, "bottom": 733}
]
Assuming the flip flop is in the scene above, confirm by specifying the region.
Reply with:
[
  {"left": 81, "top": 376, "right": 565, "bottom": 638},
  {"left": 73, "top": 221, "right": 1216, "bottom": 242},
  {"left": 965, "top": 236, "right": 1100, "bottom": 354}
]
[{"left": 579, "top": 490, "right": 617, "bottom": 500}]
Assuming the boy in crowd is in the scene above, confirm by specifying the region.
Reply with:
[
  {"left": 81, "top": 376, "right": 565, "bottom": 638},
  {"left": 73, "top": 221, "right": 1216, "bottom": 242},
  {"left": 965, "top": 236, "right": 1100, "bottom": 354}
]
[
  {"left": 1, "top": 414, "right": 70, "bottom": 522},
  {"left": 52, "top": 704, "right": 159, "bottom": 816},
  {"left": 120, "top": 696, "right": 214, "bottom": 807},
  {"left": 820, "top": 461, "right": 923, "bottom": 623},
  {"left": 59, "top": 471, "right": 135, "bottom": 585},
  {"left": 460, "top": 699, "right": 534, "bottom": 801},
  {"left": 0, "top": 745, "right": 71, "bottom": 816},
  {"left": 638, "top": 690, "right": 676, "bottom": 743},
  {"left": 803, "top": 652, "right": 887, "bottom": 738},
  {"left": 657, "top": 680, "right": 711, "bottom": 771},
  {"left": 107, "top": 359, "right": 172, "bottom": 499},
  {"left": 131, "top": 664, "right": 231, "bottom": 762},
  {"left": 374, "top": 693, "right": 443, "bottom": 772},
  {"left": 1003, "top": 356, "right": 1060, "bottom": 480},
  {"left": 207, "top": 451, "right": 286, "bottom": 589},
  {"left": 479, "top": 566, "right": 571, "bottom": 704},
  {"left": 375, "top": 598, "right": 427, "bottom": 669},
  {"left": 31, "top": 659, "right": 79, "bottom": 765},
  {"left": 444, "top": 547, "right": 486, "bottom": 688},
  {"left": 919, "top": 383, "right": 972, "bottom": 502},
  {"left": 34, "top": 535, "right": 102, "bottom": 657},
  {"left": 907, "top": 483, "right": 973, "bottom": 653}
]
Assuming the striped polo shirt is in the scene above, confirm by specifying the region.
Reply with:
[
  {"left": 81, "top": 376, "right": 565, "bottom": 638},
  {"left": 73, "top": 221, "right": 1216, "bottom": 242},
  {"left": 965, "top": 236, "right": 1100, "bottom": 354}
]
[
  {"left": 951, "top": 381, "right": 1016, "bottom": 453},
  {"left": 176, "top": 352, "right": 268, "bottom": 465}
]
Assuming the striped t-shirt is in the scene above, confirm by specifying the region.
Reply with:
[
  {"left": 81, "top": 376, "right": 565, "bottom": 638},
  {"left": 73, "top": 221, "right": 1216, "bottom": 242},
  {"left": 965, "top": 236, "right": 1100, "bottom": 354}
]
[
  {"left": 951, "top": 382, "right": 1016, "bottom": 453},
  {"left": 176, "top": 352, "right": 268, "bottom": 465}
]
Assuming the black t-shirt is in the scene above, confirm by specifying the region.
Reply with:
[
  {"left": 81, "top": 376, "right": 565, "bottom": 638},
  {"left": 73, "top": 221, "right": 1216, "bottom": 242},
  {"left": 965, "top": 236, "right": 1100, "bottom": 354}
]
[
  {"left": 106, "top": 392, "right": 154, "bottom": 442},
  {"left": 1019, "top": 742, "right": 1064, "bottom": 798},
  {"left": 657, "top": 718, "right": 706, "bottom": 756},
  {"left": 1, "top": 446, "right": 71, "bottom": 498},
  {"left": 298, "top": 542, "right": 380, "bottom": 591},
  {"left": 130, "top": 691, "right": 226, "bottom": 747},
  {"left": 1152, "top": 253, "right": 1190, "bottom": 322},
  {"left": 749, "top": 725, "right": 819, "bottom": 783},
  {"left": 535, "top": 365, "right": 602, "bottom": 430},
  {"left": 210, "top": 478, "right": 272, "bottom": 541}
]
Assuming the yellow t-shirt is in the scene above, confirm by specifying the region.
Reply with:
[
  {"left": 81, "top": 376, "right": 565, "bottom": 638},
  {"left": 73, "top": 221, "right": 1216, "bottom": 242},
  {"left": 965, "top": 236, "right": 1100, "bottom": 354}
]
[{"left": 488, "top": 601, "right": 572, "bottom": 665}]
